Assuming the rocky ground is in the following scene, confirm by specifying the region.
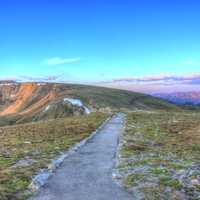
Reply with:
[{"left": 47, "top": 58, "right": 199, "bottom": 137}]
[{"left": 115, "top": 111, "right": 200, "bottom": 200}]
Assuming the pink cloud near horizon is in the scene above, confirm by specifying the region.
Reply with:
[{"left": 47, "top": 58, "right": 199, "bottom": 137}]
[{"left": 95, "top": 73, "right": 200, "bottom": 94}]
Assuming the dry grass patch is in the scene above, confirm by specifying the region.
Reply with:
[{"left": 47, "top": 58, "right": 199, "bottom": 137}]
[{"left": 0, "top": 113, "right": 107, "bottom": 200}]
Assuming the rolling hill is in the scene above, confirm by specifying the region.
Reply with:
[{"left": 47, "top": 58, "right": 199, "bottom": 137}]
[{"left": 0, "top": 81, "right": 180, "bottom": 126}]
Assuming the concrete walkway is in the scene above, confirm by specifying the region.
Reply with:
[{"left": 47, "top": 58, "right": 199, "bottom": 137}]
[{"left": 31, "top": 114, "right": 133, "bottom": 200}]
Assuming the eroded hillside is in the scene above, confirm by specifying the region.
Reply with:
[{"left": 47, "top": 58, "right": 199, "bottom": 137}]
[{"left": 0, "top": 82, "right": 180, "bottom": 126}]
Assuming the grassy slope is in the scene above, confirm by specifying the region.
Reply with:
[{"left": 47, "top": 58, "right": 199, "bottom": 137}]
[
  {"left": 0, "top": 83, "right": 180, "bottom": 126},
  {"left": 0, "top": 83, "right": 186, "bottom": 199},
  {"left": 58, "top": 84, "right": 180, "bottom": 111},
  {"left": 0, "top": 112, "right": 107, "bottom": 200},
  {"left": 118, "top": 111, "right": 200, "bottom": 199}
]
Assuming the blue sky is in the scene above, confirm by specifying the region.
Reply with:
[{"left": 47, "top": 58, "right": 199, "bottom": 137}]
[{"left": 1, "top": 0, "right": 200, "bottom": 84}]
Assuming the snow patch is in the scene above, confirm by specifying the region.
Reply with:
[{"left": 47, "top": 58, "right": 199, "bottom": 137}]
[
  {"left": 83, "top": 106, "right": 91, "bottom": 114},
  {"left": 0, "top": 83, "right": 16, "bottom": 86},
  {"left": 63, "top": 98, "right": 84, "bottom": 107},
  {"left": 44, "top": 105, "right": 50, "bottom": 112},
  {"left": 63, "top": 98, "right": 91, "bottom": 114},
  {"left": 37, "top": 83, "right": 47, "bottom": 86}
]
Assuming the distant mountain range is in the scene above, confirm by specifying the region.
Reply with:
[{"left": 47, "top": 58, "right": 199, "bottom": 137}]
[{"left": 153, "top": 92, "right": 200, "bottom": 105}]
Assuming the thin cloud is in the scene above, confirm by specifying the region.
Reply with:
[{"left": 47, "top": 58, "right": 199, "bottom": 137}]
[
  {"left": 95, "top": 73, "right": 200, "bottom": 94},
  {"left": 19, "top": 75, "right": 61, "bottom": 82},
  {"left": 0, "top": 77, "right": 17, "bottom": 81},
  {"left": 99, "top": 73, "right": 200, "bottom": 85},
  {"left": 184, "top": 61, "right": 200, "bottom": 65},
  {"left": 43, "top": 57, "right": 80, "bottom": 66}
]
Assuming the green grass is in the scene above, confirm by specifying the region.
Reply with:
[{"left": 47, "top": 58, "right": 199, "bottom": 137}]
[
  {"left": 0, "top": 112, "right": 107, "bottom": 200},
  {"left": 123, "top": 173, "right": 145, "bottom": 188},
  {"left": 119, "top": 111, "right": 200, "bottom": 199},
  {"left": 60, "top": 84, "right": 180, "bottom": 111},
  {"left": 159, "top": 176, "right": 183, "bottom": 190}
]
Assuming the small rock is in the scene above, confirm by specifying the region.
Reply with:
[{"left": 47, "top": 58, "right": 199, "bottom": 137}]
[
  {"left": 12, "top": 157, "right": 36, "bottom": 168},
  {"left": 112, "top": 172, "right": 120, "bottom": 180},
  {"left": 165, "top": 186, "right": 172, "bottom": 193},
  {"left": 24, "top": 141, "right": 31, "bottom": 144},
  {"left": 2, "top": 151, "right": 11, "bottom": 158},
  {"left": 31, "top": 149, "right": 41, "bottom": 156},
  {"left": 29, "top": 171, "right": 50, "bottom": 192},
  {"left": 172, "top": 190, "right": 187, "bottom": 200},
  {"left": 191, "top": 179, "right": 200, "bottom": 185}
]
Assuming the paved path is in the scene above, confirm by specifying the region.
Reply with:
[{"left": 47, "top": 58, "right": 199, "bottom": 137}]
[{"left": 31, "top": 114, "right": 133, "bottom": 200}]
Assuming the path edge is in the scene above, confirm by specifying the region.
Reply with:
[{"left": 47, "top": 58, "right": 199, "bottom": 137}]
[
  {"left": 112, "top": 113, "right": 127, "bottom": 186},
  {"left": 28, "top": 114, "right": 113, "bottom": 195}
]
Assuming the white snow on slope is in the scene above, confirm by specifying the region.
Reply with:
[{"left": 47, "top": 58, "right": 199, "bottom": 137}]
[
  {"left": 44, "top": 105, "right": 50, "bottom": 112},
  {"left": 63, "top": 98, "right": 91, "bottom": 114}
]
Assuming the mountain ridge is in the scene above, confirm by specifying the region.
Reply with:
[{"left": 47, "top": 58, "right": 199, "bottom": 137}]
[
  {"left": 153, "top": 91, "right": 200, "bottom": 105},
  {"left": 0, "top": 82, "right": 180, "bottom": 126}
]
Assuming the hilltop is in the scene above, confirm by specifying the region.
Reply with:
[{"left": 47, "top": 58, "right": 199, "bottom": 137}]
[{"left": 0, "top": 82, "right": 180, "bottom": 125}]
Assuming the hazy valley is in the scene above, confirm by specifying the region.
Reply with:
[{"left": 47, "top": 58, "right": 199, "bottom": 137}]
[{"left": 154, "top": 92, "right": 200, "bottom": 105}]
